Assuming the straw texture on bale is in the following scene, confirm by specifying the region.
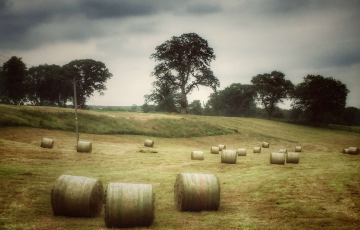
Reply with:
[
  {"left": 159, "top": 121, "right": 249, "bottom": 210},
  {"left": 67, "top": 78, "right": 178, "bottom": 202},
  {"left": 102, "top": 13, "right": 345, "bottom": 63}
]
[
  {"left": 174, "top": 173, "right": 220, "bottom": 212},
  {"left": 348, "top": 147, "right": 359, "bottom": 155},
  {"left": 211, "top": 147, "right": 220, "bottom": 154},
  {"left": 105, "top": 183, "right": 154, "bottom": 228},
  {"left": 77, "top": 141, "right": 92, "bottom": 153},
  {"left": 191, "top": 151, "right": 204, "bottom": 160},
  {"left": 270, "top": 152, "right": 285, "bottom": 165},
  {"left": 286, "top": 152, "right": 300, "bottom": 164},
  {"left": 343, "top": 149, "right": 349, "bottom": 154},
  {"left": 221, "top": 150, "right": 237, "bottom": 164},
  {"left": 41, "top": 137, "right": 54, "bottom": 149},
  {"left": 144, "top": 139, "right": 154, "bottom": 147},
  {"left": 253, "top": 147, "right": 261, "bottom": 153},
  {"left": 51, "top": 175, "right": 103, "bottom": 217},
  {"left": 218, "top": 145, "right": 226, "bottom": 151},
  {"left": 236, "top": 148, "right": 247, "bottom": 156},
  {"left": 295, "top": 146, "right": 302, "bottom": 152},
  {"left": 262, "top": 142, "right": 269, "bottom": 148}
]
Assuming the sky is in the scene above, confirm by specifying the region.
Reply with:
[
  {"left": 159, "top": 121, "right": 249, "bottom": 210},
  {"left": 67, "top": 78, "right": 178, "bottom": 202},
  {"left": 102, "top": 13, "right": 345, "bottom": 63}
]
[{"left": 0, "top": 0, "right": 359, "bottom": 109}]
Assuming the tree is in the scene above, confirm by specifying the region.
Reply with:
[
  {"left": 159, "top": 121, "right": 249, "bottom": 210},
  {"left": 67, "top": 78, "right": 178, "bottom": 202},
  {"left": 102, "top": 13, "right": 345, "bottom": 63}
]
[
  {"left": 251, "top": 71, "right": 294, "bottom": 118},
  {"left": 291, "top": 75, "right": 349, "bottom": 123},
  {"left": 343, "top": 107, "right": 360, "bottom": 126},
  {"left": 150, "top": 33, "right": 219, "bottom": 114},
  {"left": 62, "top": 59, "right": 112, "bottom": 108},
  {"left": 0, "top": 56, "right": 27, "bottom": 104},
  {"left": 218, "top": 83, "right": 257, "bottom": 117},
  {"left": 204, "top": 92, "right": 222, "bottom": 116},
  {"left": 188, "top": 100, "right": 203, "bottom": 115},
  {"left": 148, "top": 79, "right": 179, "bottom": 113}
]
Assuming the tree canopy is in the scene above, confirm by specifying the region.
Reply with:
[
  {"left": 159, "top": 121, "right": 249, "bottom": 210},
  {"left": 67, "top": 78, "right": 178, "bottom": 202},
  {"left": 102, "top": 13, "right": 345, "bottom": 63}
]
[
  {"left": 62, "top": 59, "right": 112, "bottom": 108},
  {"left": 150, "top": 33, "right": 219, "bottom": 114},
  {"left": 292, "top": 75, "right": 349, "bottom": 123},
  {"left": 251, "top": 71, "right": 294, "bottom": 117}
]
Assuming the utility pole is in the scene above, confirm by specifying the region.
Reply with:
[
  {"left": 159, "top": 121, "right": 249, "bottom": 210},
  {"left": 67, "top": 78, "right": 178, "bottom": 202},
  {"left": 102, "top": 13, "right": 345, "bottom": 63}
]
[{"left": 72, "top": 80, "right": 79, "bottom": 146}]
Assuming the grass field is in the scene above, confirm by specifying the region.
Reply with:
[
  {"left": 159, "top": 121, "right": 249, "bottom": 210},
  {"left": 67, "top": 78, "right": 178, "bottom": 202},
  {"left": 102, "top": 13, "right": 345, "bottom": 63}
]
[{"left": 0, "top": 105, "right": 360, "bottom": 229}]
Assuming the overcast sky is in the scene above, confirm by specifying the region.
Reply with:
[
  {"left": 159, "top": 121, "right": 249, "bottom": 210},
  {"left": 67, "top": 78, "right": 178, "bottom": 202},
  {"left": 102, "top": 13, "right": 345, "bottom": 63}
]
[{"left": 1, "top": 0, "right": 359, "bottom": 108}]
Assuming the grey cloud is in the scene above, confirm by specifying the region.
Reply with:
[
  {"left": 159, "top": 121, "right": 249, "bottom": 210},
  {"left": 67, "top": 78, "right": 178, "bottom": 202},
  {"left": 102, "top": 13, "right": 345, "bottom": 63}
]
[{"left": 185, "top": 2, "right": 222, "bottom": 15}]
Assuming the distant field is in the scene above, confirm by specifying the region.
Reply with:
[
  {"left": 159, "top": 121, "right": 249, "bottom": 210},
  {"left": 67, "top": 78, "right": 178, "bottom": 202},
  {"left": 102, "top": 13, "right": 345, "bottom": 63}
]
[{"left": 0, "top": 104, "right": 360, "bottom": 229}]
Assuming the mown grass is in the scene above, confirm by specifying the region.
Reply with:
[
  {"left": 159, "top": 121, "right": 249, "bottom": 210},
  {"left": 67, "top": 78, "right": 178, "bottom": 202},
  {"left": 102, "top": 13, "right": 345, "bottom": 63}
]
[{"left": 0, "top": 105, "right": 230, "bottom": 138}]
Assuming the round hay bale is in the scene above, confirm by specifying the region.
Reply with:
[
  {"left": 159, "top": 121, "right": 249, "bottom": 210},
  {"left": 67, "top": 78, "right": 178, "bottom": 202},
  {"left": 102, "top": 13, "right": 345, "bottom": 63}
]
[
  {"left": 144, "top": 139, "right": 154, "bottom": 147},
  {"left": 295, "top": 146, "right": 302, "bottom": 152},
  {"left": 253, "top": 147, "right": 261, "bottom": 153},
  {"left": 286, "top": 152, "right": 300, "bottom": 164},
  {"left": 348, "top": 147, "right": 359, "bottom": 155},
  {"left": 105, "top": 182, "right": 154, "bottom": 228},
  {"left": 221, "top": 150, "right": 237, "bottom": 164},
  {"left": 218, "top": 144, "right": 226, "bottom": 151},
  {"left": 262, "top": 142, "right": 269, "bottom": 148},
  {"left": 191, "top": 151, "right": 204, "bottom": 160},
  {"left": 279, "top": 149, "right": 287, "bottom": 155},
  {"left": 236, "top": 148, "right": 247, "bottom": 156},
  {"left": 77, "top": 141, "right": 92, "bottom": 153},
  {"left": 51, "top": 175, "right": 103, "bottom": 217},
  {"left": 41, "top": 137, "right": 54, "bottom": 149},
  {"left": 343, "top": 149, "right": 349, "bottom": 154},
  {"left": 270, "top": 152, "right": 285, "bottom": 165},
  {"left": 211, "top": 147, "right": 220, "bottom": 154},
  {"left": 174, "top": 173, "right": 220, "bottom": 212}
]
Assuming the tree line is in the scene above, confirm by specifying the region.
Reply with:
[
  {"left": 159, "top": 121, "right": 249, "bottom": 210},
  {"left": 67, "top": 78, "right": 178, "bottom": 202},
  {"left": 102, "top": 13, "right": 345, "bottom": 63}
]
[
  {"left": 144, "top": 33, "right": 359, "bottom": 126},
  {"left": 0, "top": 56, "right": 112, "bottom": 108}
]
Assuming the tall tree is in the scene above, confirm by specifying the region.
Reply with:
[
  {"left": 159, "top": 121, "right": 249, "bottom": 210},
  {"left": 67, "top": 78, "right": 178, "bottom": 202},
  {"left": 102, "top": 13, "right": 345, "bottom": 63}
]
[
  {"left": 150, "top": 33, "right": 219, "bottom": 114},
  {"left": 62, "top": 59, "right": 112, "bottom": 108},
  {"left": 218, "top": 83, "right": 257, "bottom": 117},
  {"left": 0, "top": 56, "right": 27, "bottom": 104},
  {"left": 251, "top": 71, "right": 294, "bottom": 117},
  {"left": 204, "top": 92, "right": 222, "bottom": 116},
  {"left": 292, "top": 75, "right": 349, "bottom": 123},
  {"left": 148, "top": 79, "right": 179, "bottom": 113}
]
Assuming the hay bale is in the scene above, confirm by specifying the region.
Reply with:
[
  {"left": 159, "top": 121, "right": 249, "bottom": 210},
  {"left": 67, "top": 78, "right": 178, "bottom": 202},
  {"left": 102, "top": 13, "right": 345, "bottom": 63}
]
[
  {"left": 144, "top": 139, "right": 154, "bottom": 147},
  {"left": 262, "top": 142, "right": 269, "bottom": 148},
  {"left": 270, "top": 152, "right": 285, "bottom": 165},
  {"left": 279, "top": 149, "right": 287, "bottom": 155},
  {"left": 174, "top": 173, "right": 220, "bottom": 212},
  {"left": 286, "top": 152, "right": 300, "bottom": 164},
  {"left": 105, "top": 182, "right": 154, "bottom": 228},
  {"left": 221, "top": 150, "right": 237, "bottom": 164},
  {"left": 218, "top": 144, "right": 226, "bottom": 151},
  {"left": 211, "top": 147, "right": 220, "bottom": 154},
  {"left": 348, "top": 147, "right": 359, "bottom": 155},
  {"left": 236, "top": 148, "right": 246, "bottom": 156},
  {"left": 343, "top": 149, "right": 349, "bottom": 154},
  {"left": 191, "top": 151, "right": 204, "bottom": 160},
  {"left": 41, "top": 137, "right": 54, "bottom": 149},
  {"left": 77, "top": 141, "right": 92, "bottom": 153},
  {"left": 295, "top": 146, "right": 302, "bottom": 152},
  {"left": 253, "top": 147, "right": 261, "bottom": 153},
  {"left": 51, "top": 175, "right": 103, "bottom": 217}
]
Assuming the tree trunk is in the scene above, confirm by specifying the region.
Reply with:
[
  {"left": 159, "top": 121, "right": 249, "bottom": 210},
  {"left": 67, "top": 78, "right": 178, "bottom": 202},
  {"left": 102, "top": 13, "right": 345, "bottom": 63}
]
[{"left": 180, "top": 89, "right": 187, "bottom": 114}]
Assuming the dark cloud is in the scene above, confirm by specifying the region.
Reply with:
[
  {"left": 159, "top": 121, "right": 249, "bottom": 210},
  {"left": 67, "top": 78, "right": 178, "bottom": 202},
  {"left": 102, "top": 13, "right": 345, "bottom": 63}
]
[{"left": 185, "top": 2, "right": 222, "bottom": 15}]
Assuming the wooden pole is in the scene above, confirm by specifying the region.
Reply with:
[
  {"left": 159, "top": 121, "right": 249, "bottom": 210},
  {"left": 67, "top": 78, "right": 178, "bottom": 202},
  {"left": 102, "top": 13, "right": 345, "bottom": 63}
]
[{"left": 73, "top": 80, "right": 79, "bottom": 146}]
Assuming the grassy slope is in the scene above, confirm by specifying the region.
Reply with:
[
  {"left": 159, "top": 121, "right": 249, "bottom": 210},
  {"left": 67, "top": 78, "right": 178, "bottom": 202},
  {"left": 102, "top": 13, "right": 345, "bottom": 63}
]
[{"left": 0, "top": 105, "right": 360, "bottom": 229}]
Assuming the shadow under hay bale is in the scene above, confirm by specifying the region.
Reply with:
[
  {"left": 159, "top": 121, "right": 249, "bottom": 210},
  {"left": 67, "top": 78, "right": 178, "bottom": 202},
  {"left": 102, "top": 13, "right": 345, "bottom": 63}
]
[
  {"left": 218, "top": 144, "right": 226, "bottom": 151},
  {"left": 51, "top": 175, "right": 103, "bottom": 217},
  {"left": 139, "top": 149, "right": 158, "bottom": 153},
  {"left": 144, "top": 139, "right": 154, "bottom": 147},
  {"left": 105, "top": 183, "right": 154, "bottom": 228},
  {"left": 211, "top": 146, "right": 220, "bottom": 154},
  {"left": 295, "top": 146, "right": 302, "bottom": 152},
  {"left": 77, "top": 141, "right": 92, "bottom": 153},
  {"left": 41, "top": 137, "right": 54, "bottom": 149},
  {"left": 174, "top": 173, "right": 220, "bottom": 212},
  {"left": 237, "top": 148, "right": 246, "bottom": 156},
  {"left": 191, "top": 151, "right": 204, "bottom": 160},
  {"left": 262, "top": 142, "right": 269, "bottom": 148},
  {"left": 221, "top": 150, "right": 237, "bottom": 164},
  {"left": 270, "top": 152, "right": 285, "bottom": 165},
  {"left": 286, "top": 152, "right": 300, "bottom": 164},
  {"left": 348, "top": 147, "right": 359, "bottom": 155},
  {"left": 253, "top": 147, "right": 261, "bottom": 153}
]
